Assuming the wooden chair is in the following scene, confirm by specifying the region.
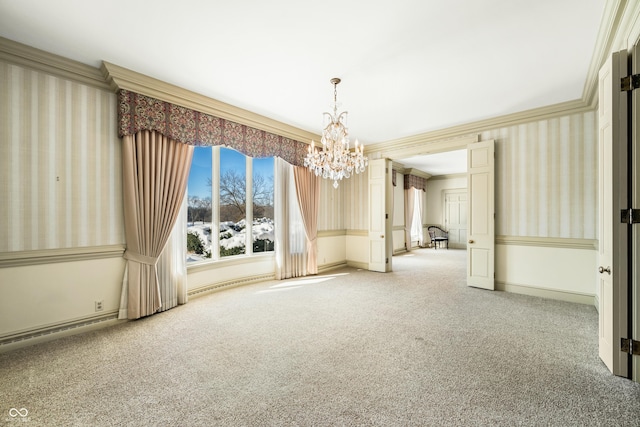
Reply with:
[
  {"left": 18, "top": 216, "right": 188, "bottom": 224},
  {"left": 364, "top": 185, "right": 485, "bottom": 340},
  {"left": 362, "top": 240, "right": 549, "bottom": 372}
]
[{"left": 428, "top": 226, "right": 449, "bottom": 249}]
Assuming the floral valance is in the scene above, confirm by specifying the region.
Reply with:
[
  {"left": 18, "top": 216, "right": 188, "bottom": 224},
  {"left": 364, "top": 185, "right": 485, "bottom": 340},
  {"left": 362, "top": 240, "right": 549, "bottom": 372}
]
[
  {"left": 117, "top": 89, "right": 308, "bottom": 166},
  {"left": 404, "top": 174, "right": 427, "bottom": 191}
]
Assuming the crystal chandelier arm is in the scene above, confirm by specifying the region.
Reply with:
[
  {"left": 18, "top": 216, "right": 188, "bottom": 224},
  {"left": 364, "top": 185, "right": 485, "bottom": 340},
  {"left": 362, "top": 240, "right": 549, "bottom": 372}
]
[{"left": 304, "top": 77, "right": 367, "bottom": 188}]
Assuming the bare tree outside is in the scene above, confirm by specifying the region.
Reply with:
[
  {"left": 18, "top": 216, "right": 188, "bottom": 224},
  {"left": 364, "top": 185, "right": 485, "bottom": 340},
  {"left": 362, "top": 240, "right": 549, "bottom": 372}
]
[
  {"left": 209, "top": 170, "right": 273, "bottom": 222},
  {"left": 187, "top": 195, "right": 212, "bottom": 224}
]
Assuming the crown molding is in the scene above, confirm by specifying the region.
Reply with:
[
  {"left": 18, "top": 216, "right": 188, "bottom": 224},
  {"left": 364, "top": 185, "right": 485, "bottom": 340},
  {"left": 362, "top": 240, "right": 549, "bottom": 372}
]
[
  {"left": 101, "top": 61, "right": 320, "bottom": 144},
  {"left": 391, "top": 161, "right": 406, "bottom": 172},
  {"left": 0, "top": 37, "right": 110, "bottom": 90},
  {"left": 367, "top": 98, "right": 591, "bottom": 159},
  {"left": 581, "top": 0, "right": 627, "bottom": 108},
  {"left": 402, "top": 168, "right": 432, "bottom": 180},
  {"left": 428, "top": 173, "right": 467, "bottom": 181}
]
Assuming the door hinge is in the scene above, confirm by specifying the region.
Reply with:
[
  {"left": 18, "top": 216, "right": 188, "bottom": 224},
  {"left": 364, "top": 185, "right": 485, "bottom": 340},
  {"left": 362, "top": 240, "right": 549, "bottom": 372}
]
[
  {"left": 621, "top": 74, "right": 640, "bottom": 91},
  {"left": 621, "top": 338, "right": 640, "bottom": 356},
  {"left": 620, "top": 208, "right": 640, "bottom": 224}
]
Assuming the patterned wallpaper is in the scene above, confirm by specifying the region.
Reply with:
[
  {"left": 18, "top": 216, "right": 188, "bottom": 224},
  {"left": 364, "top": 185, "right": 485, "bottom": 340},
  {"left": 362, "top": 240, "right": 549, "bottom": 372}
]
[
  {"left": 317, "top": 177, "right": 345, "bottom": 231},
  {"left": 481, "top": 111, "right": 597, "bottom": 240},
  {"left": 0, "top": 62, "right": 124, "bottom": 252},
  {"left": 342, "top": 171, "right": 369, "bottom": 231},
  {"left": 357, "top": 110, "right": 597, "bottom": 241},
  {"left": 1, "top": 58, "right": 597, "bottom": 253}
]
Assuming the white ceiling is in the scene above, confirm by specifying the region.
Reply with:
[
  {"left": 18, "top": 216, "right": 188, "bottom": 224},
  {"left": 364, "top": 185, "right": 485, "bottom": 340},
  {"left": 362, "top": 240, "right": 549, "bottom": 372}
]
[
  {"left": 398, "top": 150, "right": 468, "bottom": 176},
  {"left": 0, "top": 0, "right": 605, "bottom": 175}
]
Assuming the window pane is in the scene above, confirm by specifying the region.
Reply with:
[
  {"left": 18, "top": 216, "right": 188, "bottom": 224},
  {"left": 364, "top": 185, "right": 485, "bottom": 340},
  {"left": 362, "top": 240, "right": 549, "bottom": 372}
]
[
  {"left": 252, "top": 157, "right": 274, "bottom": 253},
  {"left": 219, "top": 148, "right": 247, "bottom": 257},
  {"left": 187, "top": 146, "right": 213, "bottom": 263}
]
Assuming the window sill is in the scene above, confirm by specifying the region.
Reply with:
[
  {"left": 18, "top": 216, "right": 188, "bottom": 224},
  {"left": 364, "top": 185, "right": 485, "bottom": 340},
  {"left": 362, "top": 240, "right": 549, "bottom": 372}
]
[{"left": 187, "top": 251, "right": 275, "bottom": 274}]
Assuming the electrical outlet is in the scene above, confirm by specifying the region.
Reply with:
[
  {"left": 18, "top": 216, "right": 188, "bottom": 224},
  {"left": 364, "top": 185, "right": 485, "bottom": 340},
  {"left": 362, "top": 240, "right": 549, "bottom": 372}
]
[{"left": 95, "top": 301, "right": 104, "bottom": 312}]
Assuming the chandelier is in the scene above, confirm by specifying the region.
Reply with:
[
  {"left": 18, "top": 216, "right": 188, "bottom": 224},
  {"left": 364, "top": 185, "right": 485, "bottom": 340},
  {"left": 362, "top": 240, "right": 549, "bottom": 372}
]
[{"left": 304, "top": 78, "right": 368, "bottom": 188}]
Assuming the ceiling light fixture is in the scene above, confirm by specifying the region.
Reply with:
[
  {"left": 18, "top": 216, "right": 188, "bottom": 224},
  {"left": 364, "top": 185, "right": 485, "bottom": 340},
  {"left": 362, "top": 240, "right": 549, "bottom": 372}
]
[{"left": 304, "top": 78, "right": 368, "bottom": 188}]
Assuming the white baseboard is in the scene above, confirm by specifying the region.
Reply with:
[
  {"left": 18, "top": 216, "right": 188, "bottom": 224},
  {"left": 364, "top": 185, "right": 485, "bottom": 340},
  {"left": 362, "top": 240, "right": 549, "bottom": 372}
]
[
  {"left": 188, "top": 274, "right": 274, "bottom": 299},
  {"left": 496, "top": 281, "right": 595, "bottom": 306},
  {"left": 0, "top": 311, "right": 123, "bottom": 353},
  {"left": 346, "top": 260, "right": 369, "bottom": 270},
  {"left": 318, "top": 261, "right": 348, "bottom": 273}
]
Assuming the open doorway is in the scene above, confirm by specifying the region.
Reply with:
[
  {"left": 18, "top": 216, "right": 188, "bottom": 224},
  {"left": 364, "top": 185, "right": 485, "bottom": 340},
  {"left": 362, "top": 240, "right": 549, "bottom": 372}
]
[{"left": 395, "top": 149, "right": 467, "bottom": 250}]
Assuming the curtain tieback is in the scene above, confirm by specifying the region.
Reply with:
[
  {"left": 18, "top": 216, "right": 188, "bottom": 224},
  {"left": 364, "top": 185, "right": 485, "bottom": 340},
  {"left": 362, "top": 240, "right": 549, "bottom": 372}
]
[{"left": 123, "top": 250, "right": 158, "bottom": 266}]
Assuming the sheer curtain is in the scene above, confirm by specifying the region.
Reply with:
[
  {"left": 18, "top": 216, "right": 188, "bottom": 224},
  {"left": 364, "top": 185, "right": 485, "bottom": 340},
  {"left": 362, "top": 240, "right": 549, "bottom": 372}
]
[
  {"left": 118, "top": 130, "right": 193, "bottom": 320},
  {"left": 404, "top": 187, "right": 416, "bottom": 251},
  {"left": 411, "top": 189, "right": 424, "bottom": 247},
  {"left": 274, "top": 158, "right": 307, "bottom": 279},
  {"left": 156, "top": 193, "right": 189, "bottom": 312},
  {"left": 293, "top": 166, "right": 321, "bottom": 275}
]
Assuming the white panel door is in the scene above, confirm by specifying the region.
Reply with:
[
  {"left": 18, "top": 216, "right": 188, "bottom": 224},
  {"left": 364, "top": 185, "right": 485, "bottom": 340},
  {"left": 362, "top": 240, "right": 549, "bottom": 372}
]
[
  {"left": 467, "top": 140, "right": 494, "bottom": 290},
  {"left": 632, "top": 40, "right": 640, "bottom": 383},
  {"left": 368, "top": 158, "right": 391, "bottom": 272},
  {"left": 444, "top": 190, "right": 467, "bottom": 248},
  {"left": 598, "top": 50, "right": 629, "bottom": 377}
]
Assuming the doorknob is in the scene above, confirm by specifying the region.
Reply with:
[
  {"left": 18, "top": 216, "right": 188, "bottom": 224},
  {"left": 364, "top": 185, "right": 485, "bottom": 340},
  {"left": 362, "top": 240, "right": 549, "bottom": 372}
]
[
  {"left": 468, "top": 239, "right": 474, "bottom": 244},
  {"left": 598, "top": 266, "right": 611, "bottom": 275},
  {"left": 380, "top": 235, "right": 384, "bottom": 238}
]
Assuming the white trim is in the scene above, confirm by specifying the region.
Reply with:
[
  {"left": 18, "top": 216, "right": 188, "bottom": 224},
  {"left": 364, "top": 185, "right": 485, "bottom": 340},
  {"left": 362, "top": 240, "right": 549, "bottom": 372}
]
[
  {"left": 187, "top": 252, "right": 275, "bottom": 274},
  {"left": 496, "top": 281, "right": 595, "bottom": 306},
  {"left": 429, "top": 173, "right": 467, "bottom": 181},
  {"left": 318, "top": 229, "right": 347, "bottom": 237},
  {"left": 346, "top": 260, "right": 368, "bottom": 270},
  {"left": 496, "top": 236, "right": 597, "bottom": 250},
  {"left": 318, "top": 261, "right": 348, "bottom": 273},
  {"left": 188, "top": 274, "right": 274, "bottom": 298},
  {"left": 0, "top": 311, "right": 122, "bottom": 352},
  {"left": 0, "top": 245, "right": 126, "bottom": 268},
  {"left": 346, "top": 229, "right": 368, "bottom": 237}
]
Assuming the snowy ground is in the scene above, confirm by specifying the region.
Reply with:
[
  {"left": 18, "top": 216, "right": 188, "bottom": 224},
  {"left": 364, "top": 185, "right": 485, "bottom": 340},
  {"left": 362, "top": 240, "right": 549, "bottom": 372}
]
[{"left": 187, "top": 218, "right": 274, "bottom": 262}]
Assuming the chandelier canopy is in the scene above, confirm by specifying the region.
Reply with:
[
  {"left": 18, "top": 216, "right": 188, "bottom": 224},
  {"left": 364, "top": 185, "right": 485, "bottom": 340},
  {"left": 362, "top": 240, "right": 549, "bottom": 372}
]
[{"left": 304, "top": 78, "right": 368, "bottom": 188}]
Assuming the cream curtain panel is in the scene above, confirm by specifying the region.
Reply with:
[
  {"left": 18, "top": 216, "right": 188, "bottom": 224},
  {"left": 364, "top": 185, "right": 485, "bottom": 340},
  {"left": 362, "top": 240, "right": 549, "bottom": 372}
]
[
  {"left": 120, "top": 130, "right": 193, "bottom": 319},
  {"left": 293, "top": 166, "right": 321, "bottom": 275},
  {"left": 274, "top": 158, "right": 308, "bottom": 279}
]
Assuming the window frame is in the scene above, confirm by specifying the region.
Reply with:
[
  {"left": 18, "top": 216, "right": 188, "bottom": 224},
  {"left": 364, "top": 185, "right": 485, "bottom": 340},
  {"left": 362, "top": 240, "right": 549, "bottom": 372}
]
[{"left": 187, "top": 146, "right": 275, "bottom": 266}]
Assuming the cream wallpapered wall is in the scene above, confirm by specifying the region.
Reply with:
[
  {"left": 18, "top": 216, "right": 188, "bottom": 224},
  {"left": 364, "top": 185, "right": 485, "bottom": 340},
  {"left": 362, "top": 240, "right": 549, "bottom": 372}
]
[
  {"left": 317, "top": 176, "right": 345, "bottom": 231},
  {"left": 0, "top": 62, "right": 124, "bottom": 252},
  {"left": 481, "top": 111, "right": 597, "bottom": 240},
  {"left": 0, "top": 59, "right": 597, "bottom": 251},
  {"left": 341, "top": 170, "right": 369, "bottom": 231}
]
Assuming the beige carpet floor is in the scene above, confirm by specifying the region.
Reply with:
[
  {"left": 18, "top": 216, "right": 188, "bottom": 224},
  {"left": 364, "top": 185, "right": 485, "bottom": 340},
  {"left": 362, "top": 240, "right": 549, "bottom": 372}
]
[{"left": 1, "top": 249, "right": 640, "bottom": 426}]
